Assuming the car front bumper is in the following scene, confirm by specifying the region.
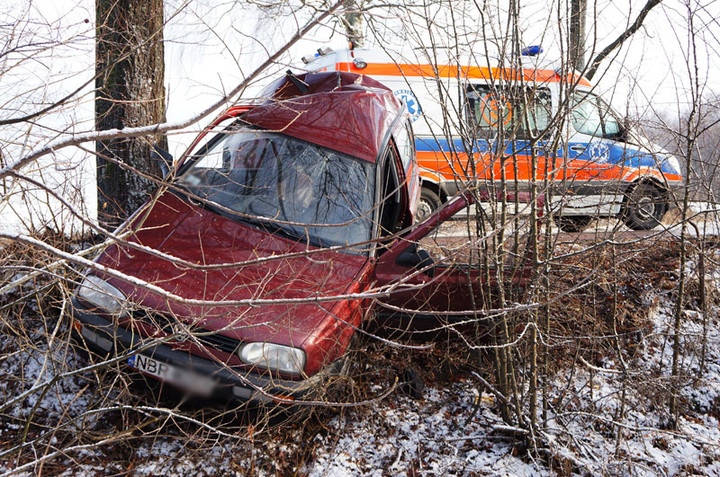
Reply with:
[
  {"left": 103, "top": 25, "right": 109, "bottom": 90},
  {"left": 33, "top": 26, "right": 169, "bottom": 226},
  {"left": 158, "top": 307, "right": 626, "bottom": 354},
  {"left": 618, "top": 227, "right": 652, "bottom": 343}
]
[{"left": 71, "top": 298, "right": 338, "bottom": 405}]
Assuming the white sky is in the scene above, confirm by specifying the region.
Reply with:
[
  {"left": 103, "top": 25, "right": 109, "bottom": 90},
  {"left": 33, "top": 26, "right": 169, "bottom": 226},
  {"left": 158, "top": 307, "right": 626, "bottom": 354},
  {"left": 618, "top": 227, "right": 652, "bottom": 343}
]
[{"left": 0, "top": 0, "right": 718, "bottom": 232}]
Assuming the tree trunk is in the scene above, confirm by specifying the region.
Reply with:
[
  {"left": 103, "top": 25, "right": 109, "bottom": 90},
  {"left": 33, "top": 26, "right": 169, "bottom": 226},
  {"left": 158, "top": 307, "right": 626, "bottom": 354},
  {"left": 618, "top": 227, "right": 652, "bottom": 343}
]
[
  {"left": 569, "top": 0, "right": 587, "bottom": 71},
  {"left": 343, "top": 0, "right": 364, "bottom": 48},
  {"left": 95, "top": 0, "right": 166, "bottom": 229}
]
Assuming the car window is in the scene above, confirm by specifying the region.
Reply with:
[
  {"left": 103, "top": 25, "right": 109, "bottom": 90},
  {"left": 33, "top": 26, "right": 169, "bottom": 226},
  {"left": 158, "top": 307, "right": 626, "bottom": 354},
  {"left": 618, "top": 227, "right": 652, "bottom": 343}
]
[
  {"left": 571, "top": 92, "right": 622, "bottom": 139},
  {"left": 467, "top": 85, "right": 551, "bottom": 139},
  {"left": 181, "top": 117, "right": 239, "bottom": 165},
  {"left": 178, "top": 127, "right": 377, "bottom": 254}
]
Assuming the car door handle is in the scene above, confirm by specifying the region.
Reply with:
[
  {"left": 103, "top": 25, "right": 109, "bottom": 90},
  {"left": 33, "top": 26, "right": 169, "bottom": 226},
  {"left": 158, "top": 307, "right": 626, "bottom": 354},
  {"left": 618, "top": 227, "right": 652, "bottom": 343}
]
[{"left": 569, "top": 145, "right": 586, "bottom": 153}]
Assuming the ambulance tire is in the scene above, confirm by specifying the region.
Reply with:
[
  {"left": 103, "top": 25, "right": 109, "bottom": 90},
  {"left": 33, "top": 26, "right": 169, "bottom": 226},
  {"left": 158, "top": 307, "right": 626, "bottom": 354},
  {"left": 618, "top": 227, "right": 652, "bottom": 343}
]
[
  {"left": 416, "top": 188, "right": 441, "bottom": 222},
  {"left": 556, "top": 215, "right": 592, "bottom": 233},
  {"left": 622, "top": 182, "right": 666, "bottom": 231}
]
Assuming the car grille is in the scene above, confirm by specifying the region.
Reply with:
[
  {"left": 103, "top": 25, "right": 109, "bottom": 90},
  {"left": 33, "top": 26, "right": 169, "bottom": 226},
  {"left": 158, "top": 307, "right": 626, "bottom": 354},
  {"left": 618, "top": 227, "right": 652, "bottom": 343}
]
[
  {"left": 134, "top": 309, "right": 241, "bottom": 355},
  {"left": 195, "top": 332, "right": 242, "bottom": 354}
]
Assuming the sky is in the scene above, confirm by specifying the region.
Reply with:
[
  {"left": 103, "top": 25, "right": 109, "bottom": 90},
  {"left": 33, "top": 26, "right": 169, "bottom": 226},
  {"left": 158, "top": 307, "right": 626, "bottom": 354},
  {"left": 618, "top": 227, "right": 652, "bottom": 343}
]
[{"left": 0, "top": 0, "right": 719, "bottom": 232}]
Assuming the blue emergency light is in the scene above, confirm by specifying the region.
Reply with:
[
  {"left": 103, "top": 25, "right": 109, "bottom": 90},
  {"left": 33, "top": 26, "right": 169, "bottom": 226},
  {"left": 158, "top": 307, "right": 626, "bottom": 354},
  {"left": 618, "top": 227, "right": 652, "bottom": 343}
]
[{"left": 521, "top": 45, "right": 543, "bottom": 56}]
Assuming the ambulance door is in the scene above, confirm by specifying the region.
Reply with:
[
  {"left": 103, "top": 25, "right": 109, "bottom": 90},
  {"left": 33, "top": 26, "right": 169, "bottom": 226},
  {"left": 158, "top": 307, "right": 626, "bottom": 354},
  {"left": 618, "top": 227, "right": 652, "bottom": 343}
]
[{"left": 560, "top": 91, "right": 627, "bottom": 210}]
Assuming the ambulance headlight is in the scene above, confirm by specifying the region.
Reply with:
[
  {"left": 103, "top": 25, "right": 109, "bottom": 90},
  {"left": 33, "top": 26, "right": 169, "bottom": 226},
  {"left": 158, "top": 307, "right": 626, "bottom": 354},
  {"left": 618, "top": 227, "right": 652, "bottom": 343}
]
[
  {"left": 77, "top": 275, "right": 128, "bottom": 317},
  {"left": 239, "top": 342, "right": 306, "bottom": 375}
]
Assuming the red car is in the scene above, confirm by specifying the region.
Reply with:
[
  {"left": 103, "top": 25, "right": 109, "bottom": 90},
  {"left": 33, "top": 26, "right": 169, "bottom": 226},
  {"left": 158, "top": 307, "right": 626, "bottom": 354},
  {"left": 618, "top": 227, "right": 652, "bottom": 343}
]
[{"left": 71, "top": 71, "right": 509, "bottom": 404}]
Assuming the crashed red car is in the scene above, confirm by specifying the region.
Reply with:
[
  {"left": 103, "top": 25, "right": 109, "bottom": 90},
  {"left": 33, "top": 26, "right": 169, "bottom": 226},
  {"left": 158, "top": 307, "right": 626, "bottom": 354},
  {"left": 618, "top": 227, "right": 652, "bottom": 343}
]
[{"left": 71, "top": 71, "right": 508, "bottom": 404}]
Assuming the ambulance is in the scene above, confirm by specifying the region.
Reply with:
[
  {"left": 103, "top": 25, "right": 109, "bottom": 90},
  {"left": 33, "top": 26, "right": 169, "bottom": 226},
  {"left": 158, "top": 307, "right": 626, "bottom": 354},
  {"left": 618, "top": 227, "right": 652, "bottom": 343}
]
[{"left": 302, "top": 47, "right": 683, "bottom": 231}]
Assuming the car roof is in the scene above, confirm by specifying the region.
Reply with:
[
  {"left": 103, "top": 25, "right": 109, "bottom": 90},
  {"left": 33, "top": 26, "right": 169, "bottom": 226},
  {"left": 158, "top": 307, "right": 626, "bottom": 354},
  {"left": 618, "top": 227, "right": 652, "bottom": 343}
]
[{"left": 240, "top": 71, "right": 402, "bottom": 163}]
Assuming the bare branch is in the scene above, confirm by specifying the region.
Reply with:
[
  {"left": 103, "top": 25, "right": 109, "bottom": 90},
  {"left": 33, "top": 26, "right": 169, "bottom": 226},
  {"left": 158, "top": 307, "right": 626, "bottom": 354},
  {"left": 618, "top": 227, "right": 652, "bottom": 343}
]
[{"left": 585, "top": 0, "right": 664, "bottom": 80}]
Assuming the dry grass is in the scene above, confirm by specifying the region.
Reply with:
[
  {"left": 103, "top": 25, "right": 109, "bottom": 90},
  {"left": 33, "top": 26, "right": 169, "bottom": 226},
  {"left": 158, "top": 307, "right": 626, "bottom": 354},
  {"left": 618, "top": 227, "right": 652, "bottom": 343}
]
[{"left": 0, "top": 231, "right": 715, "bottom": 474}]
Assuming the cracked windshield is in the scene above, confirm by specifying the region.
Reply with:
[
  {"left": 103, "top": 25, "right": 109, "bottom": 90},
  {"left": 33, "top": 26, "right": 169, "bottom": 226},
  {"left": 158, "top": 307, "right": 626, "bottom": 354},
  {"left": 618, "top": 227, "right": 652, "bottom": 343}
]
[{"left": 179, "top": 126, "right": 376, "bottom": 252}]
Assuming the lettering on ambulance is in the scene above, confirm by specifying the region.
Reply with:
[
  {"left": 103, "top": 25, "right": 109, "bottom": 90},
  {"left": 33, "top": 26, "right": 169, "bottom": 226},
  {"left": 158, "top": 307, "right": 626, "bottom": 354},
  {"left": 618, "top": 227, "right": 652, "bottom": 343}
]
[
  {"left": 414, "top": 137, "right": 555, "bottom": 187},
  {"left": 563, "top": 141, "right": 619, "bottom": 182}
]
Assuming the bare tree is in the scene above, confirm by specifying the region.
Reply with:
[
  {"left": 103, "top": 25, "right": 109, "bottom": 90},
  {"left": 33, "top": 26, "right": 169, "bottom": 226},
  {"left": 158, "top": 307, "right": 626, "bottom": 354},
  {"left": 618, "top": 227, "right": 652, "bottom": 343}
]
[
  {"left": 569, "top": 0, "right": 587, "bottom": 70},
  {"left": 567, "top": 0, "right": 664, "bottom": 79},
  {"left": 585, "top": 0, "right": 664, "bottom": 80},
  {"left": 95, "top": 0, "right": 167, "bottom": 229},
  {"left": 342, "top": 0, "right": 365, "bottom": 47}
]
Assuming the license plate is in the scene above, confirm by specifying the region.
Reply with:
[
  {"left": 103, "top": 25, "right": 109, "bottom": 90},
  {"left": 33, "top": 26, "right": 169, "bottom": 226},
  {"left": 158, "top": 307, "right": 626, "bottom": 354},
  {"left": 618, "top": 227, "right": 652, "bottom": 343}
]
[{"left": 128, "top": 354, "right": 215, "bottom": 397}]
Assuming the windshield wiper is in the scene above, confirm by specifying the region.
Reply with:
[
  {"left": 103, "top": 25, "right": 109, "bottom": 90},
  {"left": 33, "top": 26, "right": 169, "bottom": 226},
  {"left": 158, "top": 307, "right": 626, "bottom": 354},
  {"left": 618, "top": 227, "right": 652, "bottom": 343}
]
[{"left": 174, "top": 189, "right": 316, "bottom": 243}]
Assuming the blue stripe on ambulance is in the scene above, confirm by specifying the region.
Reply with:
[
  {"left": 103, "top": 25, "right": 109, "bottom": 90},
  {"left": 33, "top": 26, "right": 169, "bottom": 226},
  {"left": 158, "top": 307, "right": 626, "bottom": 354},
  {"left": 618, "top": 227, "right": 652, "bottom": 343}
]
[{"left": 415, "top": 137, "right": 681, "bottom": 176}]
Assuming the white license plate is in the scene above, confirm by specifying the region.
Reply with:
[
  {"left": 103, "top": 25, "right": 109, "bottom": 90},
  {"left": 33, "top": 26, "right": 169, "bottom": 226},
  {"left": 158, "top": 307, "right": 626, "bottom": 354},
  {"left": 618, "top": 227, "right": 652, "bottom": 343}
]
[{"left": 128, "top": 354, "right": 216, "bottom": 397}]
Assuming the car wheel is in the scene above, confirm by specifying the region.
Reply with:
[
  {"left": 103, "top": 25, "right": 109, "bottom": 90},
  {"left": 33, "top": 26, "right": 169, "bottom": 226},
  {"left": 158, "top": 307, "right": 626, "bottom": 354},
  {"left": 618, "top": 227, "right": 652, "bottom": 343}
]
[
  {"left": 320, "top": 334, "right": 362, "bottom": 404},
  {"left": 556, "top": 215, "right": 592, "bottom": 233},
  {"left": 415, "top": 187, "right": 441, "bottom": 222},
  {"left": 622, "top": 182, "right": 667, "bottom": 230},
  {"left": 399, "top": 366, "right": 424, "bottom": 399}
]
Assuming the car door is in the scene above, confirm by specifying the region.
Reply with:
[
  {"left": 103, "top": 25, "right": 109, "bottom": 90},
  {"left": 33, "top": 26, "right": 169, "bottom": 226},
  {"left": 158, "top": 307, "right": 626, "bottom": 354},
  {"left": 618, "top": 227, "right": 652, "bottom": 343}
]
[{"left": 372, "top": 192, "right": 534, "bottom": 328}]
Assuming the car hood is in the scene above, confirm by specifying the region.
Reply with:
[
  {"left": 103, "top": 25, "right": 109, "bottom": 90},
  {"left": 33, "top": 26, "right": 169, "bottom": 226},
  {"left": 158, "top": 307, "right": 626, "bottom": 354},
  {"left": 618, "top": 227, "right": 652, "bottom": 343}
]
[{"left": 96, "top": 192, "right": 370, "bottom": 351}]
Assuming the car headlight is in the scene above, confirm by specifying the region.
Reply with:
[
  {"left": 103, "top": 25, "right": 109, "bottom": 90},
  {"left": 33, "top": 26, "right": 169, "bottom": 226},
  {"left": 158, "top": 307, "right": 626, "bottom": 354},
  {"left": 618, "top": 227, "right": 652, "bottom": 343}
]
[
  {"left": 239, "top": 342, "right": 306, "bottom": 375},
  {"left": 77, "top": 275, "right": 128, "bottom": 317}
]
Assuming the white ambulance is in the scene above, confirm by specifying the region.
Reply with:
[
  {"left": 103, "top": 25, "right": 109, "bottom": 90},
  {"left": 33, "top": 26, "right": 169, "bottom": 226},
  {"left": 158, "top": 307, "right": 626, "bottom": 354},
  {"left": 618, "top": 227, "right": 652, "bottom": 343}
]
[{"left": 301, "top": 47, "right": 683, "bottom": 231}]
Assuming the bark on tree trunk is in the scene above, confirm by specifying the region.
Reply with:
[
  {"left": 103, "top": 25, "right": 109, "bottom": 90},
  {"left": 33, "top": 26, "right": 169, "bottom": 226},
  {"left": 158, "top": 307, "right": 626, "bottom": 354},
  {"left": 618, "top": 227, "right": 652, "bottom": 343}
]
[
  {"left": 95, "top": 0, "right": 166, "bottom": 229},
  {"left": 569, "top": 0, "right": 587, "bottom": 71},
  {"left": 343, "top": 0, "right": 364, "bottom": 48}
]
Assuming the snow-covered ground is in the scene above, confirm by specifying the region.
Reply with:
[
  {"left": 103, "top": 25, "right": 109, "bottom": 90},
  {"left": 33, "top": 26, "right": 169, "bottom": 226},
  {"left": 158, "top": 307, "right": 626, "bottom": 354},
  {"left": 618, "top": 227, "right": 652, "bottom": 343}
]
[{"left": 1, "top": 243, "right": 719, "bottom": 476}]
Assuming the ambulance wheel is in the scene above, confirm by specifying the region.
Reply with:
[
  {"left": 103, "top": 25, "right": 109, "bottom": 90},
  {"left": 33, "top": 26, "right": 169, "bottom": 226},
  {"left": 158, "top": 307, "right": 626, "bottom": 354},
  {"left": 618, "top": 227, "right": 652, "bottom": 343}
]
[
  {"left": 556, "top": 215, "right": 592, "bottom": 232},
  {"left": 622, "top": 182, "right": 666, "bottom": 230},
  {"left": 416, "top": 188, "right": 441, "bottom": 222}
]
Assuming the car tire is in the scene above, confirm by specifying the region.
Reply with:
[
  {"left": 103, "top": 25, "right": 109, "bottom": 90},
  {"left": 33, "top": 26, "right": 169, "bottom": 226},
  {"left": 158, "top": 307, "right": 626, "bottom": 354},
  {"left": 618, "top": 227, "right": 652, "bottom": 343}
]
[
  {"left": 415, "top": 187, "right": 441, "bottom": 222},
  {"left": 622, "top": 182, "right": 667, "bottom": 230},
  {"left": 556, "top": 215, "right": 593, "bottom": 233},
  {"left": 399, "top": 367, "right": 424, "bottom": 399},
  {"left": 320, "top": 334, "right": 362, "bottom": 404}
]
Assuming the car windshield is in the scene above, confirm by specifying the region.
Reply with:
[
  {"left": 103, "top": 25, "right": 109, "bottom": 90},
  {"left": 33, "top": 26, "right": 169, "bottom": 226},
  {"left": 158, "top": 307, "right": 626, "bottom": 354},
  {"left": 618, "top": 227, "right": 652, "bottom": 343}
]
[{"left": 177, "top": 126, "right": 376, "bottom": 254}]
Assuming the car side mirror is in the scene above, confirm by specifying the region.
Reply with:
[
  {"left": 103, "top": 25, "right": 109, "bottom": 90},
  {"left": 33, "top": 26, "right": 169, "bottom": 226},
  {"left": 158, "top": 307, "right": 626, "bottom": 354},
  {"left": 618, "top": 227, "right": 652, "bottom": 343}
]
[
  {"left": 396, "top": 243, "right": 436, "bottom": 278},
  {"left": 151, "top": 144, "right": 173, "bottom": 177},
  {"left": 616, "top": 117, "right": 634, "bottom": 143}
]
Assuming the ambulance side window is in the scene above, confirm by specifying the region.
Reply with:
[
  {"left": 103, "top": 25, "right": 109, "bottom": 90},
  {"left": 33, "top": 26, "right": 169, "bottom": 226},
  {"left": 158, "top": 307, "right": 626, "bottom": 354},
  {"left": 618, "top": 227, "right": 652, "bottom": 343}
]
[
  {"left": 571, "top": 93, "right": 622, "bottom": 140},
  {"left": 466, "top": 85, "right": 551, "bottom": 139}
]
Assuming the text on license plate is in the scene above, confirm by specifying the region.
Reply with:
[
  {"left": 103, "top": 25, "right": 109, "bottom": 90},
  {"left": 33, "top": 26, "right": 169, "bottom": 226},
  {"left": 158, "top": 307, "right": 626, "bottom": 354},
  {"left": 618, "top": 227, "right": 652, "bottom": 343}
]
[{"left": 128, "top": 354, "right": 215, "bottom": 397}]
